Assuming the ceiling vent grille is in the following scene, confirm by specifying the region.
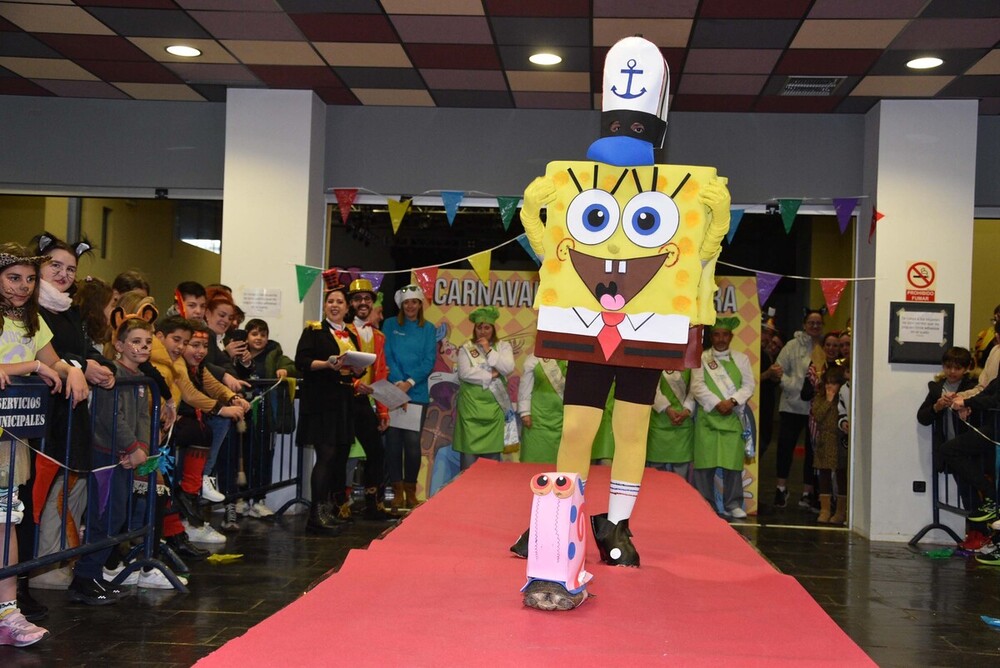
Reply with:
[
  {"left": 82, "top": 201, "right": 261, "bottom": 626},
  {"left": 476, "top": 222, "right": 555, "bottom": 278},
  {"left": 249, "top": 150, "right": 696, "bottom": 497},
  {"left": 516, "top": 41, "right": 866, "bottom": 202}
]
[{"left": 780, "top": 76, "right": 845, "bottom": 97}]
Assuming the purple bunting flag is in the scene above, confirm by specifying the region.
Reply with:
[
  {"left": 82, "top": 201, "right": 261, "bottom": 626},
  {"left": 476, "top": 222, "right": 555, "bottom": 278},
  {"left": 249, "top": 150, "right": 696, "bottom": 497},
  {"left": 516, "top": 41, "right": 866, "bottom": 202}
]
[
  {"left": 833, "top": 197, "right": 858, "bottom": 234},
  {"left": 93, "top": 466, "right": 116, "bottom": 518},
  {"left": 360, "top": 272, "right": 384, "bottom": 291},
  {"left": 756, "top": 272, "right": 782, "bottom": 307}
]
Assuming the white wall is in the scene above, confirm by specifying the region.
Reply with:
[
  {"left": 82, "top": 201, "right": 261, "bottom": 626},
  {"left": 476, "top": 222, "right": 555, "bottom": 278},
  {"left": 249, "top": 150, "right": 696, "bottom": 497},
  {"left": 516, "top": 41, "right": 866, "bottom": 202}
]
[{"left": 856, "top": 100, "right": 978, "bottom": 541}]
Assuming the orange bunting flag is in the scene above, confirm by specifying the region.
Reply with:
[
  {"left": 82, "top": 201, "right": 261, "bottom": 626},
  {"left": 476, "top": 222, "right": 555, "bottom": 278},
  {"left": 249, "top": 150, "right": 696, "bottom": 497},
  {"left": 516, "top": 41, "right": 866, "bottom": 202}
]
[
  {"left": 333, "top": 188, "right": 358, "bottom": 225},
  {"left": 820, "top": 279, "right": 848, "bottom": 317},
  {"left": 469, "top": 250, "right": 491, "bottom": 285},
  {"left": 413, "top": 267, "right": 437, "bottom": 302},
  {"left": 868, "top": 208, "right": 884, "bottom": 243},
  {"left": 387, "top": 198, "right": 411, "bottom": 235}
]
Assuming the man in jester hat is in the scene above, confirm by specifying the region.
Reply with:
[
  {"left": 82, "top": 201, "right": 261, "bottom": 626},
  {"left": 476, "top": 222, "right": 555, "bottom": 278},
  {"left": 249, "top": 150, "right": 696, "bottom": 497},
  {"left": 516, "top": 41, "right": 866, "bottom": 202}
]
[
  {"left": 515, "top": 36, "right": 731, "bottom": 611},
  {"left": 690, "top": 316, "right": 755, "bottom": 517}
]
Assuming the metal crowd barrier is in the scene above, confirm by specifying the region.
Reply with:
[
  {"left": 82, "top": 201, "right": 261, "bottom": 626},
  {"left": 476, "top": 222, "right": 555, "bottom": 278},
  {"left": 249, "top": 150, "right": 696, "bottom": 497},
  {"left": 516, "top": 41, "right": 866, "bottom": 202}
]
[
  {"left": 1, "top": 376, "right": 186, "bottom": 592},
  {"left": 220, "top": 378, "right": 308, "bottom": 515}
]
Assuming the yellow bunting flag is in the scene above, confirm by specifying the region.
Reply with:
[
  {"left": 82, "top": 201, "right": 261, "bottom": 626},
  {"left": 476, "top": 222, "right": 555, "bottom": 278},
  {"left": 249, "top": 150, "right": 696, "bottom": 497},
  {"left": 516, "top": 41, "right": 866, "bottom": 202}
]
[
  {"left": 469, "top": 250, "right": 491, "bottom": 285},
  {"left": 387, "top": 198, "right": 411, "bottom": 234}
]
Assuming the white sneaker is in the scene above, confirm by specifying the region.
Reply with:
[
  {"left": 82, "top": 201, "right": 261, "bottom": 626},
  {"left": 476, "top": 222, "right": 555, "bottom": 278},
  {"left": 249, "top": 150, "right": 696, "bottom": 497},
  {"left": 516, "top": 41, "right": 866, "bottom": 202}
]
[
  {"left": 728, "top": 507, "right": 748, "bottom": 519},
  {"left": 234, "top": 498, "right": 250, "bottom": 516},
  {"left": 185, "top": 523, "right": 226, "bottom": 544},
  {"left": 201, "top": 476, "right": 225, "bottom": 503},
  {"left": 138, "top": 568, "right": 176, "bottom": 590},
  {"left": 248, "top": 500, "right": 275, "bottom": 518},
  {"left": 103, "top": 565, "right": 139, "bottom": 586}
]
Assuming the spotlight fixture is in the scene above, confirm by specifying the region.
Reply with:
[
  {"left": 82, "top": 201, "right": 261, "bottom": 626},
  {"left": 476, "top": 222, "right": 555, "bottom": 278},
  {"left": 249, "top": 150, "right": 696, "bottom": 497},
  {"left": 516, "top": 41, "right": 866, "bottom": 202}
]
[
  {"left": 906, "top": 56, "right": 943, "bottom": 70},
  {"left": 166, "top": 45, "right": 202, "bottom": 58},
  {"left": 529, "top": 52, "right": 562, "bottom": 66}
]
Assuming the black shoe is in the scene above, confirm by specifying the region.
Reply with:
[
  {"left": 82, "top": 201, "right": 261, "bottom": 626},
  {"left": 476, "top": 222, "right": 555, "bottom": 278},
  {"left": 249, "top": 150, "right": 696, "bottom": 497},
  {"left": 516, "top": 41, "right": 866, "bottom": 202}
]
[
  {"left": 320, "top": 502, "right": 348, "bottom": 526},
  {"left": 510, "top": 529, "right": 529, "bottom": 559},
  {"left": 773, "top": 487, "right": 788, "bottom": 508},
  {"left": 16, "top": 576, "right": 48, "bottom": 622},
  {"left": 165, "top": 533, "right": 209, "bottom": 560},
  {"left": 362, "top": 493, "right": 398, "bottom": 522},
  {"left": 306, "top": 505, "right": 343, "bottom": 535},
  {"left": 175, "top": 490, "right": 203, "bottom": 526},
  {"left": 68, "top": 577, "right": 119, "bottom": 606},
  {"left": 591, "top": 513, "right": 640, "bottom": 567},
  {"left": 158, "top": 542, "right": 191, "bottom": 577}
]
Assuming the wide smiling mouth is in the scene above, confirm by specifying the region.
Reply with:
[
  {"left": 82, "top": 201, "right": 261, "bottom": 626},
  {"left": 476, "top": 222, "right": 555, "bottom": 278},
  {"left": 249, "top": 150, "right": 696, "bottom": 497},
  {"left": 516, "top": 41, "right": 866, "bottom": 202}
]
[{"left": 568, "top": 250, "right": 666, "bottom": 311}]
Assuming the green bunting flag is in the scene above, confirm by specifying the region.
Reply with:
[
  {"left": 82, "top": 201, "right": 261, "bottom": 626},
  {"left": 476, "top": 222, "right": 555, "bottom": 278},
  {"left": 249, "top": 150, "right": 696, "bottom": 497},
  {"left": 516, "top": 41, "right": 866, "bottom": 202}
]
[
  {"left": 497, "top": 196, "right": 520, "bottom": 231},
  {"left": 295, "top": 264, "right": 323, "bottom": 302},
  {"left": 778, "top": 199, "right": 801, "bottom": 234}
]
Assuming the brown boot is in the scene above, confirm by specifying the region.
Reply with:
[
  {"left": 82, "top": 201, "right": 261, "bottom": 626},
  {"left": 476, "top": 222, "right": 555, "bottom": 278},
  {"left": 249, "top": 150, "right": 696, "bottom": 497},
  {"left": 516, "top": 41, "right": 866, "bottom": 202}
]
[
  {"left": 829, "top": 495, "right": 848, "bottom": 525},
  {"left": 390, "top": 482, "right": 406, "bottom": 513},
  {"left": 403, "top": 482, "right": 420, "bottom": 509},
  {"left": 817, "top": 494, "right": 832, "bottom": 523}
]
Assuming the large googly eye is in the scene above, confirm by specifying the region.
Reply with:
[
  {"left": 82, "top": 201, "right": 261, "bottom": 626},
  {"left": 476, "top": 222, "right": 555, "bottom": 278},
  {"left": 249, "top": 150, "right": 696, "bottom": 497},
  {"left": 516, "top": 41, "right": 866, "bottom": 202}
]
[
  {"left": 530, "top": 474, "right": 552, "bottom": 496},
  {"left": 566, "top": 190, "right": 620, "bottom": 246},
  {"left": 553, "top": 475, "right": 574, "bottom": 499},
  {"left": 621, "top": 191, "right": 680, "bottom": 249}
]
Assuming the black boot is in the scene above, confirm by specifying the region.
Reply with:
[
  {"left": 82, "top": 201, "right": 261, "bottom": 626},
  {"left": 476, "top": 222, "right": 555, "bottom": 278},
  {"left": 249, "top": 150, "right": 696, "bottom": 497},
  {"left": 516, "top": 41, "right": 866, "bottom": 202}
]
[
  {"left": 510, "top": 529, "right": 530, "bottom": 559},
  {"left": 165, "top": 532, "right": 209, "bottom": 560},
  {"left": 591, "top": 513, "right": 640, "bottom": 567},
  {"left": 174, "top": 490, "right": 203, "bottom": 527},
  {"left": 362, "top": 491, "right": 397, "bottom": 521},
  {"left": 306, "top": 502, "right": 342, "bottom": 535},
  {"left": 17, "top": 575, "right": 48, "bottom": 622}
]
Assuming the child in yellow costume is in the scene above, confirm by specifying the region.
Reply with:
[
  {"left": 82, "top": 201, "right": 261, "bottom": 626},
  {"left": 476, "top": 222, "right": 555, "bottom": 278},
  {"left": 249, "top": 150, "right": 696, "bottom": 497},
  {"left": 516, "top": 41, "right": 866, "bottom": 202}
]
[{"left": 514, "top": 36, "right": 730, "bottom": 603}]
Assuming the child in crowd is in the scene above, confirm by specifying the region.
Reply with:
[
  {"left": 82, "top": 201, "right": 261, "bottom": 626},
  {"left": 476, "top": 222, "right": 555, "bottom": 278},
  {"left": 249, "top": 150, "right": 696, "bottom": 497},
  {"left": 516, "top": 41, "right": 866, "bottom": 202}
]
[
  {"left": 170, "top": 281, "right": 207, "bottom": 321},
  {"left": 174, "top": 321, "right": 248, "bottom": 537},
  {"left": 0, "top": 243, "right": 89, "bottom": 647},
  {"left": 110, "top": 270, "right": 150, "bottom": 305},
  {"left": 916, "top": 347, "right": 982, "bottom": 548},
  {"left": 237, "top": 318, "right": 298, "bottom": 518},
  {"left": 811, "top": 363, "right": 849, "bottom": 524}
]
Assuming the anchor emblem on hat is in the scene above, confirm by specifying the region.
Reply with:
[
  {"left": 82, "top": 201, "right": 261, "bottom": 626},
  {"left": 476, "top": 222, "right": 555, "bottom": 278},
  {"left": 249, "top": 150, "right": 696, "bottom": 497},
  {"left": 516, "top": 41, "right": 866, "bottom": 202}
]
[{"left": 611, "top": 59, "right": 647, "bottom": 100}]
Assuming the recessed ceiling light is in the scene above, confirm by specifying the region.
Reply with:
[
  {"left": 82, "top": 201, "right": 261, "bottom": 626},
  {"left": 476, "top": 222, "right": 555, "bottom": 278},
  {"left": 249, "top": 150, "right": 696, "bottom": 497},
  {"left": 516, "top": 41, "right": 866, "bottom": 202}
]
[
  {"left": 906, "top": 57, "right": 943, "bottom": 70},
  {"left": 529, "top": 52, "right": 561, "bottom": 66},
  {"left": 166, "top": 45, "right": 202, "bottom": 58}
]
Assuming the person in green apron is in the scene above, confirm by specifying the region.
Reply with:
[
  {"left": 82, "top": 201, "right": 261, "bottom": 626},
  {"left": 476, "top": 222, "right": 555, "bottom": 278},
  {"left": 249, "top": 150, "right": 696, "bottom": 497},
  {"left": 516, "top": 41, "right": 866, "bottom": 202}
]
[
  {"left": 646, "top": 369, "right": 696, "bottom": 479},
  {"left": 690, "top": 317, "right": 755, "bottom": 518},
  {"left": 453, "top": 307, "right": 517, "bottom": 470}
]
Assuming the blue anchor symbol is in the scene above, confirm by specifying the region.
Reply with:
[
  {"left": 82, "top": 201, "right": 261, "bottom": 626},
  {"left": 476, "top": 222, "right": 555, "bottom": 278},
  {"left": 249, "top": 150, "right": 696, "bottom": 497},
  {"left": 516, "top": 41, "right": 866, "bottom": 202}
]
[{"left": 611, "top": 59, "right": 647, "bottom": 99}]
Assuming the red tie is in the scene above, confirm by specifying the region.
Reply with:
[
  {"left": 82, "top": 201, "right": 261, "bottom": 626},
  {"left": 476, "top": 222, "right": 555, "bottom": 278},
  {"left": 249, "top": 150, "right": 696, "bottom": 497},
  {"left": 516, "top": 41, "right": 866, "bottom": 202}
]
[{"left": 597, "top": 312, "right": 625, "bottom": 360}]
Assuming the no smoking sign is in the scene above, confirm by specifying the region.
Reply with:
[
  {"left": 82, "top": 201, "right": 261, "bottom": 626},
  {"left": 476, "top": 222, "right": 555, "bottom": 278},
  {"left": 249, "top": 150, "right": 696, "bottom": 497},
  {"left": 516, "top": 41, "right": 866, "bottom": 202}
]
[{"left": 906, "top": 260, "right": 936, "bottom": 302}]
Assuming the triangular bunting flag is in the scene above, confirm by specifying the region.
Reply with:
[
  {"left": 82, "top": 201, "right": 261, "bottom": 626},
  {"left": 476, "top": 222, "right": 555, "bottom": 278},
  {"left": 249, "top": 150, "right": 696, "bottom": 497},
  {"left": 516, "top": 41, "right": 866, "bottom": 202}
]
[
  {"left": 726, "top": 208, "right": 745, "bottom": 244},
  {"left": 295, "top": 264, "right": 323, "bottom": 302},
  {"left": 360, "top": 272, "right": 384, "bottom": 291},
  {"left": 387, "top": 198, "right": 411, "bottom": 234},
  {"left": 413, "top": 267, "right": 438, "bottom": 302},
  {"left": 497, "top": 196, "right": 520, "bottom": 231},
  {"left": 778, "top": 199, "right": 801, "bottom": 234},
  {"left": 441, "top": 191, "right": 464, "bottom": 226},
  {"left": 820, "top": 279, "right": 848, "bottom": 317},
  {"left": 469, "top": 250, "right": 491, "bottom": 285},
  {"left": 93, "top": 466, "right": 115, "bottom": 518},
  {"left": 333, "top": 188, "right": 358, "bottom": 226},
  {"left": 868, "top": 208, "right": 884, "bottom": 243},
  {"left": 517, "top": 234, "right": 541, "bottom": 266},
  {"left": 833, "top": 197, "right": 858, "bottom": 234},
  {"left": 756, "top": 272, "right": 781, "bottom": 307}
]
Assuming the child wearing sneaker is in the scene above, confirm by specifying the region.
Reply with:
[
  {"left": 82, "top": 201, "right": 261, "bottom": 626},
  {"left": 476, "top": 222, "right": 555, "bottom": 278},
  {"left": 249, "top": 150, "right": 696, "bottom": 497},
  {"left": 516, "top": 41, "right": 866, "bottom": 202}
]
[
  {"left": 917, "top": 347, "right": 986, "bottom": 549},
  {"left": 237, "top": 318, "right": 298, "bottom": 518},
  {"left": 0, "top": 243, "right": 90, "bottom": 646}
]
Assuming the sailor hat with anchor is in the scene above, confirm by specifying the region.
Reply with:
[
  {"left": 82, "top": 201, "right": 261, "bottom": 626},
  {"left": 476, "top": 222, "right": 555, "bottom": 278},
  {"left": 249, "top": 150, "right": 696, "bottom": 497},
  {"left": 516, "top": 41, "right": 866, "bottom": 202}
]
[{"left": 586, "top": 36, "right": 670, "bottom": 168}]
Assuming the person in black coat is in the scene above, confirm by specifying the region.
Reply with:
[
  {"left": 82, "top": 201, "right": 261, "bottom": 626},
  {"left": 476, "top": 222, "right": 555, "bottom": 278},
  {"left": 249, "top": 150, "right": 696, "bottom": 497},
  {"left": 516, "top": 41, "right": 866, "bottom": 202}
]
[{"left": 295, "top": 285, "right": 365, "bottom": 534}]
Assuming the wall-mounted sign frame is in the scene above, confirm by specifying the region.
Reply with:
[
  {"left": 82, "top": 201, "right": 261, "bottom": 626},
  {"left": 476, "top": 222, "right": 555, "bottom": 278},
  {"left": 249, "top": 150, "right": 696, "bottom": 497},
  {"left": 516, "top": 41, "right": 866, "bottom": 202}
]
[{"left": 888, "top": 301, "right": 955, "bottom": 364}]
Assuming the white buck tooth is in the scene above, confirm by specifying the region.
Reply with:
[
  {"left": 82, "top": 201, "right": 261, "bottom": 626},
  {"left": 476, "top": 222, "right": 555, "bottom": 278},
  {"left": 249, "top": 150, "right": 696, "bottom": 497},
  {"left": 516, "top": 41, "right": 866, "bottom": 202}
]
[
  {"left": 619, "top": 260, "right": 627, "bottom": 273},
  {"left": 605, "top": 260, "right": 612, "bottom": 273}
]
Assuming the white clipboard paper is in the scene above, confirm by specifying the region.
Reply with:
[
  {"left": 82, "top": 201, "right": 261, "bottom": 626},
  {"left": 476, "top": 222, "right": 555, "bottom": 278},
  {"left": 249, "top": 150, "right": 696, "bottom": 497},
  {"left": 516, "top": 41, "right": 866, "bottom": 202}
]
[
  {"left": 329, "top": 351, "right": 376, "bottom": 369},
  {"left": 389, "top": 404, "right": 424, "bottom": 432},
  {"left": 369, "top": 380, "right": 410, "bottom": 411}
]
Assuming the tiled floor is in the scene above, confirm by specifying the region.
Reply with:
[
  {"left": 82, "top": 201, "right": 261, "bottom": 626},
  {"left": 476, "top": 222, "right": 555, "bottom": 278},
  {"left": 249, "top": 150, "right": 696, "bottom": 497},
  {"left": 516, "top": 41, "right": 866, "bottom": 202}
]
[{"left": 5, "top": 504, "right": 1000, "bottom": 666}]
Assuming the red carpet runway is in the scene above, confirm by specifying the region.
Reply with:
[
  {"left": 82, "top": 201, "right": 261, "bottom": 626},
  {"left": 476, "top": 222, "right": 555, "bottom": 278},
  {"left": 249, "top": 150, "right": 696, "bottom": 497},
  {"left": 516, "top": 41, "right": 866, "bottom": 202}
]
[{"left": 199, "top": 461, "right": 873, "bottom": 666}]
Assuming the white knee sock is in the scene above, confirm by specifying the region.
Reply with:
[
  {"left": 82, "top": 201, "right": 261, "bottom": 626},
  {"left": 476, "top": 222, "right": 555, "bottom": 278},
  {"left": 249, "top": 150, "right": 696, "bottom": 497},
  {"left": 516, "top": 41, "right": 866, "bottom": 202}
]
[{"left": 608, "top": 480, "right": 640, "bottom": 524}]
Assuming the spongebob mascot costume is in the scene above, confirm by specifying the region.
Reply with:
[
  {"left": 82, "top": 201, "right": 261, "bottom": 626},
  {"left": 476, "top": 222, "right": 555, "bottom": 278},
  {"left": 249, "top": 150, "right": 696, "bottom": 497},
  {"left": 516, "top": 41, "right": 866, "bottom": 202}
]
[{"left": 516, "top": 36, "right": 730, "bottom": 611}]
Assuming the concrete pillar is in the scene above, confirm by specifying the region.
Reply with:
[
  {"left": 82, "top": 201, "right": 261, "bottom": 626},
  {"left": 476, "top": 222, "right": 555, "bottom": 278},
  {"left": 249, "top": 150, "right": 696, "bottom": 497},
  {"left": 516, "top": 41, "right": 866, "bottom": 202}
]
[{"left": 853, "top": 100, "right": 979, "bottom": 541}]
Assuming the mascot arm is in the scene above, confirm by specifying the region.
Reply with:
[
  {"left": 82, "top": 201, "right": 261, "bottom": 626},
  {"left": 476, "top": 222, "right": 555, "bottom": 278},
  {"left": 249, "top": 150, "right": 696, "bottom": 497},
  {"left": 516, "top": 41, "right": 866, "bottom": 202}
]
[
  {"left": 698, "top": 177, "right": 731, "bottom": 261},
  {"left": 521, "top": 176, "right": 558, "bottom": 259}
]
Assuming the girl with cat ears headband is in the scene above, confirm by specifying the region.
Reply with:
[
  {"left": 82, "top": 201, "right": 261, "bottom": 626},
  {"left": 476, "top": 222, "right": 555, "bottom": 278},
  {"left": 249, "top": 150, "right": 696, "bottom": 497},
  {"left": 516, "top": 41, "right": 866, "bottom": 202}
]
[
  {"left": 33, "top": 231, "right": 93, "bottom": 259},
  {"left": 109, "top": 303, "right": 159, "bottom": 337}
]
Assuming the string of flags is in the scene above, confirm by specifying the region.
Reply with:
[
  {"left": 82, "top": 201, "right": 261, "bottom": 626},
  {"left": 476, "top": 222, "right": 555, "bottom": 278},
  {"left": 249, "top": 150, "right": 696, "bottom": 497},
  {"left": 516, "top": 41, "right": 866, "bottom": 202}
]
[{"left": 318, "top": 187, "right": 886, "bottom": 317}]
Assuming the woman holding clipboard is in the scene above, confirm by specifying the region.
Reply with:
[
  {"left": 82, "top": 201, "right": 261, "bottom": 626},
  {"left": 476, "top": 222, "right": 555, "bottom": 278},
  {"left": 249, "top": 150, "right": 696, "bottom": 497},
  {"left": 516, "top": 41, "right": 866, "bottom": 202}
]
[{"left": 295, "top": 285, "right": 367, "bottom": 534}]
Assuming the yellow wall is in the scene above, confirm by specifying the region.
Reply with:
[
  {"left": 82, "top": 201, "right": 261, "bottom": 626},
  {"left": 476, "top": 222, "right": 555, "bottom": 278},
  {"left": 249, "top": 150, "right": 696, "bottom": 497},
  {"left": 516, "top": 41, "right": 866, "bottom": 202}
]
[
  {"left": 809, "top": 215, "right": 855, "bottom": 335},
  {"left": 971, "top": 218, "right": 1000, "bottom": 349},
  {"left": 0, "top": 195, "right": 220, "bottom": 309}
]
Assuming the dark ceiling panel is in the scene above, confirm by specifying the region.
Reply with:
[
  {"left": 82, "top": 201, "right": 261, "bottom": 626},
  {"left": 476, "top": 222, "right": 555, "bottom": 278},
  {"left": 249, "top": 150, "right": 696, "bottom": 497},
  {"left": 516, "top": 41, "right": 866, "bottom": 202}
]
[
  {"left": 290, "top": 13, "right": 398, "bottom": 42},
  {"left": 774, "top": 49, "right": 882, "bottom": 76},
  {"left": 432, "top": 89, "right": 513, "bottom": 108},
  {"left": 36, "top": 34, "right": 154, "bottom": 62},
  {"left": 485, "top": 0, "right": 590, "bottom": 18},
  {"left": 0, "top": 31, "right": 64, "bottom": 59},
  {"left": 406, "top": 44, "right": 502, "bottom": 70},
  {"left": 689, "top": 19, "right": 801, "bottom": 49},
  {"left": 248, "top": 64, "right": 344, "bottom": 88},
  {"left": 699, "top": 0, "right": 812, "bottom": 20},
  {"left": 332, "top": 66, "right": 424, "bottom": 89},
  {"left": 490, "top": 17, "right": 591, "bottom": 47},
  {"left": 84, "top": 8, "right": 213, "bottom": 39},
  {"left": 77, "top": 59, "right": 182, "bottom": 83}
]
